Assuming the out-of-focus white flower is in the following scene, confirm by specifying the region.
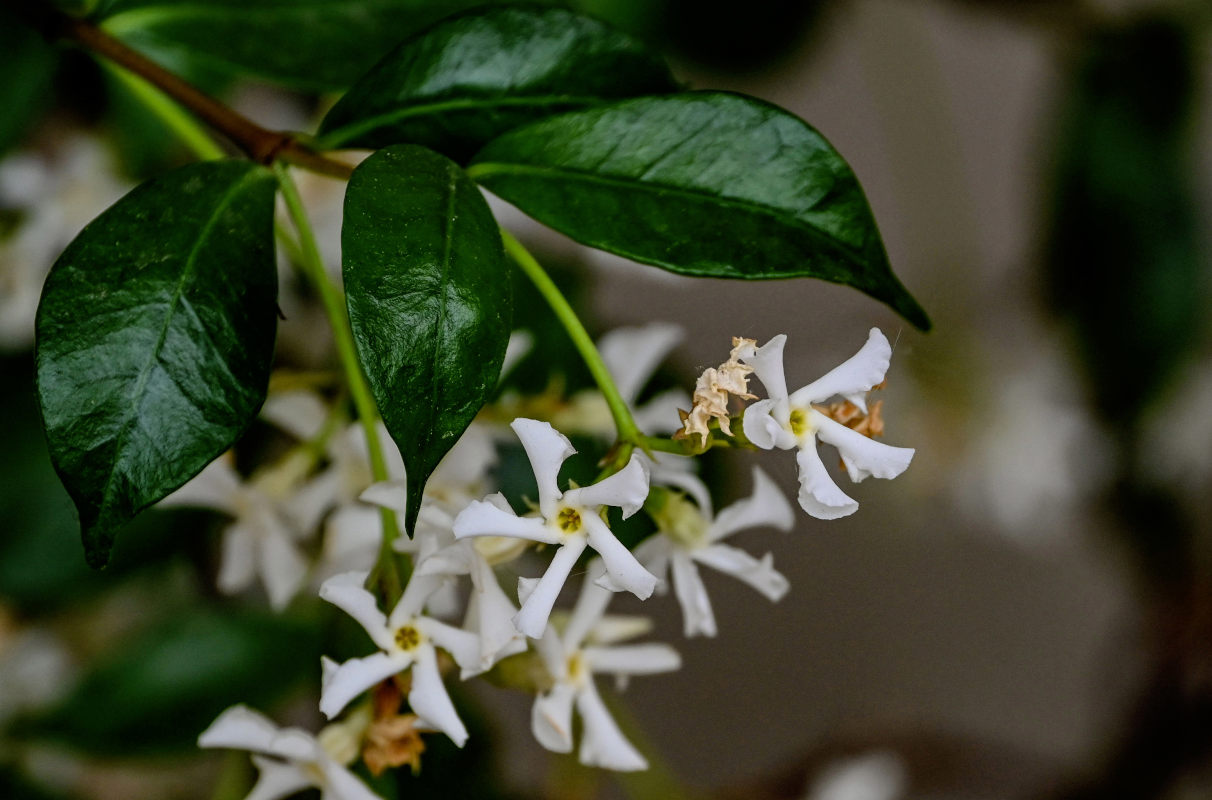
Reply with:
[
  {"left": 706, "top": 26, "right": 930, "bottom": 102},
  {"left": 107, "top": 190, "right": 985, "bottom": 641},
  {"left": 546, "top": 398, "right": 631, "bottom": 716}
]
[
  {"left": 531, "top": 573, "right": 680, "bottom": 771},
  {"left": 741, "top": 330, "right": 914, "bottom": 519},
  {"left": 0, "top": 137, "right": 131, "bottom": 349},
  {"left": 553, "top": 323, "right": 690, "bottom": 437},
  {"left": 160, "top": 455, "right": 312, "bottom": 611},
  {"left": 0, "top": 625, "right": 73, "bottom": 724},
  {"left": 804, "top": 751, "right": 908, "bottom": 800},
  {"left": 318, "top": 570, "right": 480, "bottom": 746},
  {"left": 452, "top": 419, "right": 656, "bottom": 638},
  {"left": 198, "top": 705, "right": 382, "bottom": 800},
  {"left": 636, "top": 466, "right": 794, "bottom": 637}
]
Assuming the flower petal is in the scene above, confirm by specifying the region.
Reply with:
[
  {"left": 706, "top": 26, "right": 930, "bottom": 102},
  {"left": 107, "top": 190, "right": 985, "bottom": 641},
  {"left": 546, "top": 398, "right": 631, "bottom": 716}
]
[
  {"left": 452, "top": 500, "right": 558, "bottom": 544},
  {"left": 257, "top": 522, "right": 309, "bottom": 611},
  {"left": 318, "top": 572, "right": 392, "bottom": 650},
  {"left": 743, "top": 399, "right": 795, "bottom": 451},
  {"left": 795, "top": 445, "right": 858, "bottom": 519},
  {"left": 584, "top": 515, "right": 657, "bottom": 600},
  {"left": 739, "top": 334, "right": 789, "bottom": 402},
  {"left": 634, "top": 388, "right": 692, "bottom": 436},
  {"left": 160, "top": 457, "right": 241, "bottom": 513},
  {"left": 318, "top": 759, "right": 385, "bottom": 800},
  {"left": 197, "top": 705, "right": 280, "bottom": 753},
  {"left": 510, "top": 418, "right": 574, "bottom": 518},
  {"left": 708, "top": 466, "right": 794, "bottom": 541},
  {"left": 513, "top": 538, "right": 588, "bottom": 639},
  {"left": 813, "top": 414, "right": 915, "bottom": 483},
  {"left": 563, "top": 574, "right": 614, "bottom": 651},
  {"left": 575, "top": 683, "right": 647, "bottom": 771},
  {"left": 416, "top": 617, "right": 482, "bottom": 673},
  {"left": 584, "top": 644, "right": 681, "bottom": 676},
  {"left": 408, "top": 645, "right": 468, "bottom": 747},
  {"left": 216, "top": 524, "right": 258, "bottom": 595},
  {"left": 389, "top": 571, "right": 447, "bottom": 626},
  {"left": 597, "top": 322, "right": 683, "bottom": 404},
  {"left": 286, "top": 468, "right": 342, "bottom": 534},
  {"left": 319, "top": 652, "right": 408, "bottom": 719},
  {"left": 694, "top": 544, "right": 789, "bottom": 602},
  {"left": 359, "top": 479, "right": 409, "bottom": 513},
  {"left": 670, "top": 551, "right": 716, "bottom": 637},
  {"left": 531, "top": 682, "right": 576, "bottom": 753},
  {"left": 631, "top": 536, "right": 672, "bottom": 589},
  {"left": 563, "top": 455, "right": 650, "bottom": 519},
  {"left": 246, "top": 756, "right": 313, "bottom": 800},
  {"left": 788, "top": 327, "right": 891, "bottom": 407},
  {"left": 260, "top": 390, "right": 330, "bottom": 443}
]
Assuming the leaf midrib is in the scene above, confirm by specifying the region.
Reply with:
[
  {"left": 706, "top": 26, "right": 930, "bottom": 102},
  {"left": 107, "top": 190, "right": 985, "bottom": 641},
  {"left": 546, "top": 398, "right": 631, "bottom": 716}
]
[{"left": 95, "top": 168, "right": 262, "bottom": 521}]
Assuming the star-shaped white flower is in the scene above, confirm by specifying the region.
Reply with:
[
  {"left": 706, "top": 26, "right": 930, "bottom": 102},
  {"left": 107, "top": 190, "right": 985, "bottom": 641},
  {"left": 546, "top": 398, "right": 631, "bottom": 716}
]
[
  {"left": 634, "top": 466, "right": 794, "bottom": 637},
  {"left": 740, "top": 329, "right": 914, "bottom": 519},
  {"left": 197, "top": 705, "right": 382, "bottom": 800},
  {"left": 531, "top": 573, "right": 681, "bottom": 771},
  {"left": 451, "top": 418, "right": 656, "bottom": 639},
  {"left": 318, "top": 570, "right": 480, "bottom": 746}
]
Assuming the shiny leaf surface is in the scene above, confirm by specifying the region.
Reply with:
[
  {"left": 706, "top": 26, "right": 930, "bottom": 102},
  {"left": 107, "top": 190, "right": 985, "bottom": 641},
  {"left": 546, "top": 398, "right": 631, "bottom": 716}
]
[{"left": 36, "top": 161, "right": 278, "bottom": 568}]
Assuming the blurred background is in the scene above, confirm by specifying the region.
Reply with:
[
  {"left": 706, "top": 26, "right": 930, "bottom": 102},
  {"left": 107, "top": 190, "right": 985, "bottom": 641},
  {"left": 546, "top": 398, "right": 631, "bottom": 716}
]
[{"left": 2, "top": 0, "right": 1211, "bottom": 798}]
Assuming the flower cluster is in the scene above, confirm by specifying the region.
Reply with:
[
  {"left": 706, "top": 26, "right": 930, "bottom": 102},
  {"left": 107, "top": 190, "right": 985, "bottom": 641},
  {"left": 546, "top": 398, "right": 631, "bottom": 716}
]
[{"left": 192, "top": 325, "right": 914, "bottom": 798}]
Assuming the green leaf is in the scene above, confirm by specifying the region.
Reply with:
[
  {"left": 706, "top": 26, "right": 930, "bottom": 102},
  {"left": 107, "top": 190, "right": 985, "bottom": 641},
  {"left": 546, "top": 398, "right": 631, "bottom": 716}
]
[
  {"left": 343, "top": 144, "right": 510, "bottom": 535},
  {"left": 97, "top": 0, "right": 503, "bottom": 91},
  {"left": 35, "top": 160, "right": 278, "bottom": 568},
  {"left": 318, "top": 6, "right": 679, "bottom": 161},
  {"left": 22, "top": 609, "right": 319, "bottom": 755},
  {"left": 469, "top": 92, "right": 930, "bottom": 329}
]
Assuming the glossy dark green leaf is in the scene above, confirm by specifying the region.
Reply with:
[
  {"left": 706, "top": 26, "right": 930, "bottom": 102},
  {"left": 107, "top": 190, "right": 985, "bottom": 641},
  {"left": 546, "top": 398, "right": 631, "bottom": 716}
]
[
  {"left": 23, "top": 610, "right": 319, "bottom": 755},
  {"left": 96, "top": 0, "right": 502, "bottom": 91},
  {"left": 1045, "top": 17, "right": 1204, "bottom": 427},
  {"left": 344, "top": 145, "right": 510, "bottom": 535},
  {"left": 35, "top": 160, "right": 278, "bottom": 568},
  {"left": 318, "top": 6, "right": 679, "bottom": 161},
  {"left": 470, "top": 91, "right": 930, "bottom": 329}
]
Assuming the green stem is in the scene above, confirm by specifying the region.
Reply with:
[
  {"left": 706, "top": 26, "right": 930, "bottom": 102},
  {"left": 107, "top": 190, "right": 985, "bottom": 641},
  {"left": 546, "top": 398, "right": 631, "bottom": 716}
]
[
  {"left": 106, "top": 63, "right": 227, "bottom": 161},
  {"left": 273, "top": 162, "right": 406, "bottom": 600},
  {"left": 499, "top": 229, "right": 640, "bottom": 448}
]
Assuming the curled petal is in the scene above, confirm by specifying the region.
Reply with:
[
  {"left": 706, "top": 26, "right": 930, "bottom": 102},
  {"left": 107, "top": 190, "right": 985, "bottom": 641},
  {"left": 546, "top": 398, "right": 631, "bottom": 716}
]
[
  {"left": 694, "top": 544, "right": 789, "bottom": 602},
  {"left": 583, "top": 515, "right": 657, "bottom": 600},
  {"left": 409, "top": 645, "right": 469, "bottom": 747},
  {"left": 598, "top": 322, "right": 684, "bottom": 404},
  {"left": 563, "top": 455, "right": 650, "bottom": 519},
  {"left": 198, "top": 705, "right": 281, "bottom": 753},
  {"left": 795, "top": 445, "right": 858, "bottom": 520},
  {"left": 575, "top": 683, "right": 647, "bottom": 771},
  {"left": 671, "top": 551, "right": 716, "bottom": 637},
  {"left": 511, "top": 418, "right": 574, "bottom": 517},
  {"left": 452, "top": 500, "right": 558, "bottom": 544},
  {"left": 318, "top": 572, "right": 392, "bottom": 650},
  {"left": 416, "top": 617, "right": 482, "bottom": 673},
  {"left": 631, "top": 536, "right": 672, "bottom": 589},
  {"left": 739, "top": 334, "right": 789, "bottom": 402},
  {"left": 789, "top": 328, "right": 891, "bottom": 407},
  {"left": 532, "top": 682, "right": 577, "bottom": 753},
  {"left": 708, "top": 466, "right": 794, "bottom": 541},
  {"left": 246, "top": 756, "right": 312, "bottom": 800},
  {"left": 318, "top": 652, "right": 409, "bottom": 719},
  {"left": 514, "top": 538, "right": 588, "bottom": 639},
  {"left": 742, "top": 399, "right": 795, "bottom": 451},
  {"left": 584, "top": 643, "right": 681, "bottom": 676},
  {"left": 813, "top": 414, "right": 915, "bottom": 483}
]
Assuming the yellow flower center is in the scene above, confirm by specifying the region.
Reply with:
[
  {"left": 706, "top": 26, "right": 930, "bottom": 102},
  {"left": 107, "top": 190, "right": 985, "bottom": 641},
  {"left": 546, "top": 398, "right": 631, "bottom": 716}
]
[
  {"left": 567, "top": 651, "right": 588, "bottom": 684},
  {"left": 394, "top": 625, "right": 421, "bottom": 651},
  {"left": 789, "top": 408, "right": 810, "bottom": 437},
  {"left": 556, "top": 506, "right": 582, "bottom": 534}
]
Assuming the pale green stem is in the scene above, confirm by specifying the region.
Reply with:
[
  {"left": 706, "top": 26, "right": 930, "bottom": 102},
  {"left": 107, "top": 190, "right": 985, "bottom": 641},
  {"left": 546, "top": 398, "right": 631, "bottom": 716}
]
[
  {"left": 499, "top": 229, "right": 640, "bottom": 451},
  {"left": 105, "top": 63, "right": 227, "bottom": 161},
  {"left": 273, "top": 162, "right": 406, "bottom": 599}
]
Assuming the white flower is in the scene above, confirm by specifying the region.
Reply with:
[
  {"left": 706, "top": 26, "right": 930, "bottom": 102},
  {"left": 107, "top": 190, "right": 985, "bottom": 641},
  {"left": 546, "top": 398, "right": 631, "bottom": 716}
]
[
  {"left": 553, "top": 323, "right": 690, "bottom": 437},
  {"left": 451, "top": 418, "right": 656, "bottom": 638},
  {"left": 318, "top": 571, "right": 480, "bottom": 746},
  {"left": 160, "top": 456, "right": 311, "bottom": 611},
  {"left": 530, "top": 573, "right": 680, "bottom": 771},
  {"left": 741, "top": 329, "right": 914, "bottom": 519},
  {"left": 197, "top": 705, "right": 382, "bottom": 800},
  {"left": 635, "top": 466, "right": 794, "bottom": 637}
]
